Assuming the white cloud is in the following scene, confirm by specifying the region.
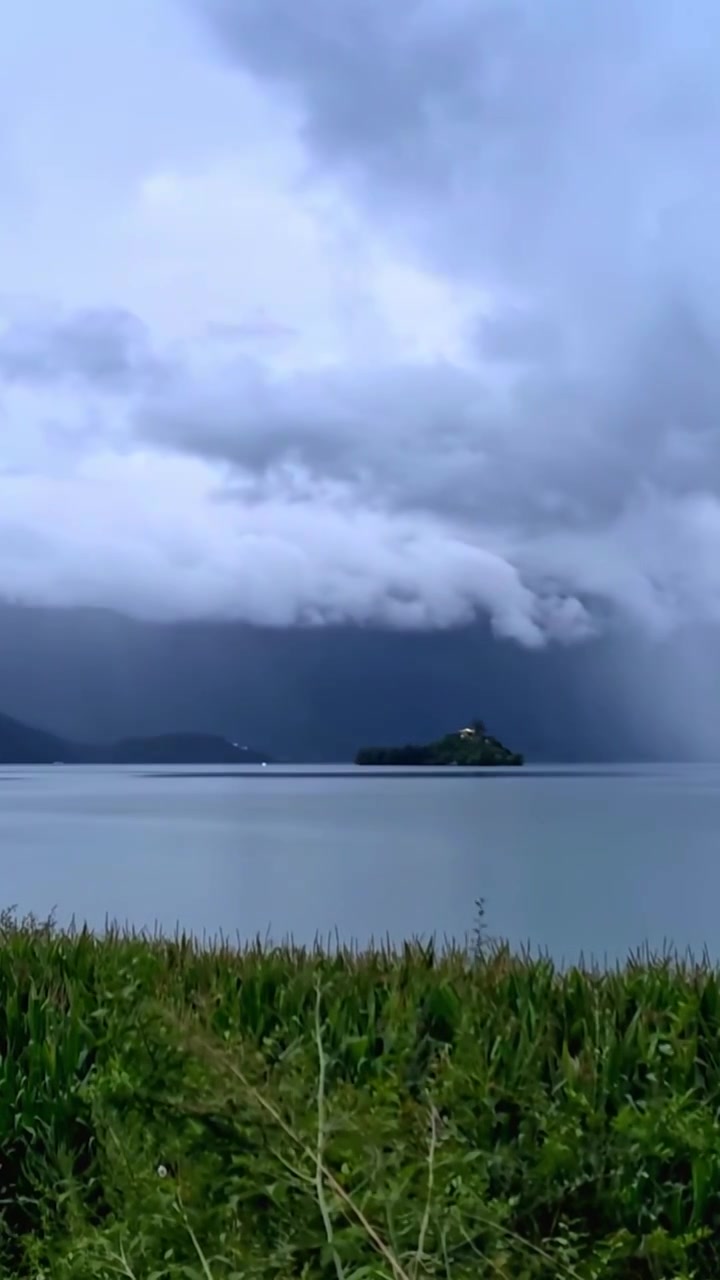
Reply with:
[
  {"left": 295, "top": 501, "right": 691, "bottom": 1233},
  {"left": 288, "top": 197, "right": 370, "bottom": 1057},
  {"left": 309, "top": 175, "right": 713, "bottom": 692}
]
[
  {"left": 0, "top": 447, "right": 593, "bottom": 641},
  {"left": 1, "top": 0, "right": 720, "bottom": 647}
]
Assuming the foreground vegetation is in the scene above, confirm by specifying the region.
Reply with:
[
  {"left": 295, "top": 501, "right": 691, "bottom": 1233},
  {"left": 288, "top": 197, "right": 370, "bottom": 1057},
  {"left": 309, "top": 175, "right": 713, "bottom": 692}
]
[{"left": 0, "top": 912, "right": 718, "bottom": 1276}]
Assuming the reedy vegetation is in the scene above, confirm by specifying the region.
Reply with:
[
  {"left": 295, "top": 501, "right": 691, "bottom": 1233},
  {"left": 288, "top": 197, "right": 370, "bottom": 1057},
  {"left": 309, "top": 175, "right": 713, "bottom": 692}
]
[{"left": 0, "top": 909, "right": 716, "bottom": 1277}]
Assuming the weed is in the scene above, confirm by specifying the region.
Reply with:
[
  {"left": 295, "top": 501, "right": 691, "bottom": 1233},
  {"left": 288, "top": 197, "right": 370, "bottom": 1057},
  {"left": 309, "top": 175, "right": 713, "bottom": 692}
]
[{"left": 0, "top": 911, "right": 714, "bottom": 1276}]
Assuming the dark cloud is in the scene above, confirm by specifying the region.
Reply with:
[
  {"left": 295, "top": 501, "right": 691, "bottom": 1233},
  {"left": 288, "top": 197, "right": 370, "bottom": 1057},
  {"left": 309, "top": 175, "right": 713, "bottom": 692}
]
[
  {"left": 473, "top": 308, "right": 563, "bottom": 365},
  {"left": 0, "top": 602, "right": 703, "bottom": 762},
  {"left": 135, "top": 292, "right": 720, "bottom": 531},
  {"left": 2, "top": 1, "right": 720, "bottom": 653},
  {"left": 193, "top": 0, "right": 720, "bottom": 291},
  {"left": 0, "top": 307, "right": 161, "bottom": 390},
  {"left": 162, "top": 0, "right": 720, "bottom": 640}
]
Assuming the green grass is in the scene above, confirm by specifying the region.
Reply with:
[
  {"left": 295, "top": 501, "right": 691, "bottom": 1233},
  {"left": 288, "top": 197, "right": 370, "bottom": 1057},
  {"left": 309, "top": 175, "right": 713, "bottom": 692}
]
[{"left": 0, "top": 910, "right": 717, "bottom": 1276}]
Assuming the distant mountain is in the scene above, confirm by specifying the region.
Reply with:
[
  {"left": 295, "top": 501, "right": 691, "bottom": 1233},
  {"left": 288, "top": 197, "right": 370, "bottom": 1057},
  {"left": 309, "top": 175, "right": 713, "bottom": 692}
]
[
  {"left": 0, "top": 712, "right": 270, "bottom": 765},
  {"left": 0, "top": 712, "right": 72, "bottom": 765},
  {"left": 106, "top": 734, "right": 268, "bottom": 765}
]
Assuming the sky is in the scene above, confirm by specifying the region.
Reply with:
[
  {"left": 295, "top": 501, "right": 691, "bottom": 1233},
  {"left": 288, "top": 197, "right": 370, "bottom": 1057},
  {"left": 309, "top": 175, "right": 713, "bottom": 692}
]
[{"left": 2, "top": 0, "right": 720, "bottom": 650}]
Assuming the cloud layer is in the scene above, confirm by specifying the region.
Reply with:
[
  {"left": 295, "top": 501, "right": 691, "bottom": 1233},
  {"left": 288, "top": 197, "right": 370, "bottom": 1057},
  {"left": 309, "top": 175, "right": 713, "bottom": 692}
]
[{"left": 2, "top": 0, "right": 720, "bottom": 643}]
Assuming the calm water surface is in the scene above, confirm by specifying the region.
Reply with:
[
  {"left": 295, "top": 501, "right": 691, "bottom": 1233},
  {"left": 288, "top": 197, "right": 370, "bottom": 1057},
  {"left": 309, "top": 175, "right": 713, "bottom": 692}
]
[{"left": 0, "top": 763, "right": 716, "bottom": 961}]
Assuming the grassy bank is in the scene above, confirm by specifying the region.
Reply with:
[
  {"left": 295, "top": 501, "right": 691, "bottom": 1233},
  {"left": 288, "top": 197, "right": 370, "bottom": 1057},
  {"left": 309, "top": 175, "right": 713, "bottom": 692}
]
[{"left": 0, "top": 914, "right": 717, "bottom": 1276}]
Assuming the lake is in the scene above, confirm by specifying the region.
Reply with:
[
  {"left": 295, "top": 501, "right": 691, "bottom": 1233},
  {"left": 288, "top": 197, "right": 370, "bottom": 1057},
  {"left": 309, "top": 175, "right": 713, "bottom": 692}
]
[{"left": 0, "top": 762, "right": 717, "bottom": 962}]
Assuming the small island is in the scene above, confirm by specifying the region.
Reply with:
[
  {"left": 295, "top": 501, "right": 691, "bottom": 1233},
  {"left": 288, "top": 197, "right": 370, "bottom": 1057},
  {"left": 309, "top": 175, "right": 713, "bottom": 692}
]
[{"left": 355, "top": 719, "right": 523, "bottom": 767}]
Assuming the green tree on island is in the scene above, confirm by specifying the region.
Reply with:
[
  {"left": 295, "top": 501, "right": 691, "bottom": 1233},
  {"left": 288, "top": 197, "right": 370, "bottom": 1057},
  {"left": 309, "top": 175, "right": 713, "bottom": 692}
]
[{"left": 355, "top": 720, "right": 523, "bottom": 766}]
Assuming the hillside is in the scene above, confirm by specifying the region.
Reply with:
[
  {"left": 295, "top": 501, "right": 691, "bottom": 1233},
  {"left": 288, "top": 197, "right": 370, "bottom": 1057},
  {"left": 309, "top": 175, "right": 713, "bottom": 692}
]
[
  {"left": 0, "top": 712, "right": 75, "bottom": 765},
  {"left": 106, "top": 734, "right": 267, "bottom": 765},
  {"left": 355, "top": 719, "right": 523, "bottom": 766},
  {"left": 0, "top": 712, "right": 269, "bottom": 765}
]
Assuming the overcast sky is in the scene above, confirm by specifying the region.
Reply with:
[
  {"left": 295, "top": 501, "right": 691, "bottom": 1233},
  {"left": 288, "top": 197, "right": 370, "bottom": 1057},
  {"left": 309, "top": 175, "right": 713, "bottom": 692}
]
[{"left": 1, "top": 0, "right": 719, "bottom": 646}]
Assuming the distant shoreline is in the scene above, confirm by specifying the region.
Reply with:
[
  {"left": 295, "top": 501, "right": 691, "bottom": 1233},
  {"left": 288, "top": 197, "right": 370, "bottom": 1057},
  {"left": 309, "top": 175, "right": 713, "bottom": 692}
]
[
  {"left": 135, "top": 765, "right": 640, "bottom": 779},
  {"left": 0, "top": 763, "right": 661, "bottom": 778}
]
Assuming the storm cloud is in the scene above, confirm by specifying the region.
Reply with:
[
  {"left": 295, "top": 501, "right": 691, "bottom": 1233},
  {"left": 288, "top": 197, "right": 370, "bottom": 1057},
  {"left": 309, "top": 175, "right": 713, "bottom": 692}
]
[{"left": 1, "top": 0, "right": 719, "bottom": 644}]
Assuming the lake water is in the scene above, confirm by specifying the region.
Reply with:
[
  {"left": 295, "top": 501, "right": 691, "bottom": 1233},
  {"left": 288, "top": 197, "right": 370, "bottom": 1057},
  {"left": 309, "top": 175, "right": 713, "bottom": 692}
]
[{"left": 0, "top": 763, "right": 717, "bottom": 962}]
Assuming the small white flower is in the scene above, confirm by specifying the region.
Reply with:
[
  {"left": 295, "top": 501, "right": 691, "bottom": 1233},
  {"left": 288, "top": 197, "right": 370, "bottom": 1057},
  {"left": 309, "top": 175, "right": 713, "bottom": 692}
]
[{"left": 156, "top": 1163, "right": 169, "bottom": 1179}]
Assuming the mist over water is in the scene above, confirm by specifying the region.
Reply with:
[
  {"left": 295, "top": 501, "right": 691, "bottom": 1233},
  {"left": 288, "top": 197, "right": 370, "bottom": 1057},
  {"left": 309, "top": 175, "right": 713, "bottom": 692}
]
[{"left": 0, "top": 603, "right": 717, "bottom": 765}]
